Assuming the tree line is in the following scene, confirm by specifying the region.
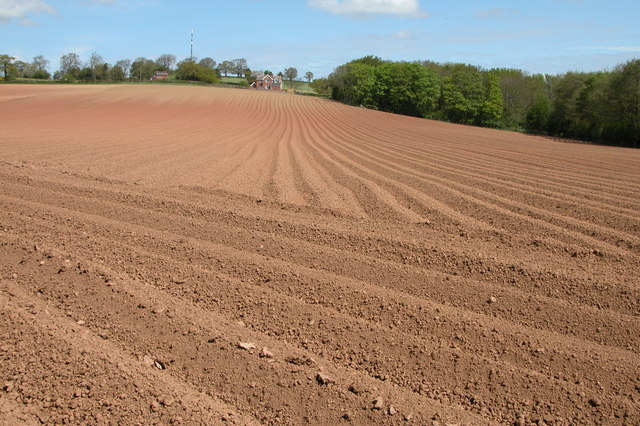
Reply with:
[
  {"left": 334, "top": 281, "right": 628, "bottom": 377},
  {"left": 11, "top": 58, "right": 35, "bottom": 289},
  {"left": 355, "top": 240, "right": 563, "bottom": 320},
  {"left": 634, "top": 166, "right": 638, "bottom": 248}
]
[
  {"left": 0, "top": 52, "right": 315, "bottom": 88},
  {"left": 326, "top": 56, "right": 640, "bottom": 148},
  {"left": 1, "top": 54, "right": 51, "bottom": 80},
  {"left": 55, "top": 52, "right": 226, "bottom": 84}
]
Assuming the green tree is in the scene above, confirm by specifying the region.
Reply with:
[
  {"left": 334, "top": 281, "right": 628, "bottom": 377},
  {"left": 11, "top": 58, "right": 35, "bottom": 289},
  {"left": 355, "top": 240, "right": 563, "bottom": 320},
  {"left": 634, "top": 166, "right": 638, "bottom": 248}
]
[
  {"left": 217, "top": 60, "right": 233, "bottom": 76},
  {"left": 0, "top": 55, "right": 16, "bottom": 80},
  {"left": 572, "top": 73, "right": 609, "bottom": 140},
  {"left": 32, "top": 55, "right": 49, "bottom": 72},
  {"left": 232, "top": 58, "right": 247, "bottom": 76},
  {"left": 176, "top": 59, "right": 219, "bottom": 83},
  {"left": 479, "top": 73, "right": 504, "bottom": 127},
  {"left": 59, "top": 52, "right": 82, "bottom": 80},
  {"left": 12, "top": 60, "right": 29, "bottom": 78},
  {"left": 439, "top": 68, "right": 485, "bottom": 124},
  {"left": 604, "top": 60, "right": 640, "bottom": 147},
  {"left": 156, "top": 54, "right": 177, "bottom": 71},
  {"left": 88, "top": 52, "right": 106, "bottom": 81},
  {"left": 110, "top": 65, "right": 126, "bottom": 81},
  {"left": 310, "top": 77, "right": 329, "bottom": 96},
  {"left": 130, "top": 57, "right": 156, "bottom": 81},
  {"left": 31, "top": 69, "right": 51, "bottom": 79},
  {"left": 350, "top": 55, "right": 386, "bottom": 67},
  {"left": 344, "top": 62, "right": 379, "bottom": 107},
  {"left": 546, "top": 72, "right": 590, "bottom": 137},
  {"left": 377, "top": 62, "right": 441, "bottom": 117},
  {"left": 284, "top": 67, "right": 298, "bottom": 81},
  {"left": 76, "top": 67, "right": 92, "bottom": 82},
  {"left": 25, "top": 55, "right": 51, "bottom": 79},
  {"left": 305, "top": 71, "right": 314, "bottom": 82},
  {"left": 114, "top": 59, "right": 132, "bottom": 79},
  {"left": 245, "top": 69, "right": 256, "bottom": 85},
  {"left": 493, "top": 69, "right": 548, "bottom": 130},
  {"left": 198, "top": 57, "right": 216, "bottom": 70},
  {"left": 525, "top": 96, "right": 551, "bottom": 133}
]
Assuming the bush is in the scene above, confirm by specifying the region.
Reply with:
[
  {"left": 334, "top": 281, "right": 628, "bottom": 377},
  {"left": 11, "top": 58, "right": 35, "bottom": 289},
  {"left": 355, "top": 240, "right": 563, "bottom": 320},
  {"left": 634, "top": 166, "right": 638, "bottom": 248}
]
[
  {"left": 525, "top": 96, "right": 551, "bottom": 134},
  {"left": 176, "top": 60, "right": 219, "bottom": 84},
  {"left": 32, "top": 69, "right": 51, "bottom": 80}
]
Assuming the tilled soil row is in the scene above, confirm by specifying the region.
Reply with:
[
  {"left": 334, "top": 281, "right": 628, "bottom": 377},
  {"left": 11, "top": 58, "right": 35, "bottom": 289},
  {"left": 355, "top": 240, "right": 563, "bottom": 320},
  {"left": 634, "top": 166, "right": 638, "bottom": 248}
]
[
  {"left": 0, "top": 176, "right": 638, "bottom": 424},
  {"left": 0, "top": 238, "right": 486, "bottom": 425}
]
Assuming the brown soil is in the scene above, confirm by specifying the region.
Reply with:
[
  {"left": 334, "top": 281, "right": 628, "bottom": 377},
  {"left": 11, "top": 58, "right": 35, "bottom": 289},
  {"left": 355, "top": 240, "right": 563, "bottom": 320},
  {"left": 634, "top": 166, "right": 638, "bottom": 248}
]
[{"left": 0, "top": 85, "right": 638, "bottom": 425}]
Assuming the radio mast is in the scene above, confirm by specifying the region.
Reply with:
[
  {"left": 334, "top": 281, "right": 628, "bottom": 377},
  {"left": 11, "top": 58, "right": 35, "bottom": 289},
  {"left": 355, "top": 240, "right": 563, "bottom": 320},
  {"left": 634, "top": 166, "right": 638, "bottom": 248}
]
[{"left": 190, "top": 29, "right": 194, "bottom": 61}]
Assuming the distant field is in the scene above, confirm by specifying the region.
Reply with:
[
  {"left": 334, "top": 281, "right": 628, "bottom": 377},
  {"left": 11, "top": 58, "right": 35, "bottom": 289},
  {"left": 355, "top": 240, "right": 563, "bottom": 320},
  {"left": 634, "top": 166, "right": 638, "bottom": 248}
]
[
  {"left": 1, "top": 84, "right": 639, "bottom": 425},
  {"left": 219, "top": 76, "right": 246, "bottom": 84},
  {"left": 282, "top": 80, "right": 314, "bottom": 93}
]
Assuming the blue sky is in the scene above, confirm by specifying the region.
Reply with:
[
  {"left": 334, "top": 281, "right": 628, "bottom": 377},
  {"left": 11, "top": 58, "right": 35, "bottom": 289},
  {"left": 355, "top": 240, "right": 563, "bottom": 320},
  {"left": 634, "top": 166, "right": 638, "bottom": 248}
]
[{"left": 1, "top": 0, "right": 639, "bottom": 77}]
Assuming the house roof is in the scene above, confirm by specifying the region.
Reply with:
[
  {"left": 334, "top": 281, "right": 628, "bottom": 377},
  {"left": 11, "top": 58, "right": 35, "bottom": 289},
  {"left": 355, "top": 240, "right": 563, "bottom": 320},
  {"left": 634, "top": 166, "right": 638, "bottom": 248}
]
[{"left": 255, "top": 73, "right": 280, "bottom": 83}]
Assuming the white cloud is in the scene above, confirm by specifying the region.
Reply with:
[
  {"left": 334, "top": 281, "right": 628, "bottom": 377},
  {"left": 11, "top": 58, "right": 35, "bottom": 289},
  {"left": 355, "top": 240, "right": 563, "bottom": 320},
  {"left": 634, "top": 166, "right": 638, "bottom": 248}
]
[
  {"left": 308, "top": 0, "right": 425, "bottom": 17},
  {"left": 0, "top": 0, "right": 56, "bottom": 24}
]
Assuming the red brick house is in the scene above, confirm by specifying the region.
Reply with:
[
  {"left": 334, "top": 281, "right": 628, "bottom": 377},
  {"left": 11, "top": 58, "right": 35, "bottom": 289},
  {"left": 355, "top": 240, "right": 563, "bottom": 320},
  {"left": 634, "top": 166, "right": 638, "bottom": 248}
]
[
  {"left": 251, "top": 74, "right": 282, "bottom": 91},
  {"left": 151, "top": 71, "right": 169, "bottom": 80}
]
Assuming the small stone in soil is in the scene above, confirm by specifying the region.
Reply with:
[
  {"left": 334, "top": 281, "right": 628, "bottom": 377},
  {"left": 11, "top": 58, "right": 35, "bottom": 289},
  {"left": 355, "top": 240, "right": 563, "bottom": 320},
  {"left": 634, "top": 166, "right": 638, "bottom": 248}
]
[
  {"left": 372, "top": 397, "right": 384, "bottom": 410},
  {"left": 259, "top": 347, "right": 274, "bottom": 358},
  {"left": 316, "top": 372, "right": 335, "bottom": 385},
  {"left": 348, "top": 384, "right": 364, "bottom": 395},
  {"left": 285, "top": 355, "right": 317, "bottom": 366},
  {"left": 238, "top": 342, "right": 256, "bottom": 351},
  {"left": 143, "top": 355, "right": 155, "bottom": 367},
  {"left": 160, "top": 396, "right": 175, "bottom": 407}
]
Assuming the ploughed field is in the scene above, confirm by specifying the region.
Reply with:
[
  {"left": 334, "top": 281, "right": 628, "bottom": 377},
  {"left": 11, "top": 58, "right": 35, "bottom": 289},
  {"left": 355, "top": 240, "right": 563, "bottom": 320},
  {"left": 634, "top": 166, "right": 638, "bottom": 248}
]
[{"left": 0, "top": 85, "right": 639, "bottom": 425}]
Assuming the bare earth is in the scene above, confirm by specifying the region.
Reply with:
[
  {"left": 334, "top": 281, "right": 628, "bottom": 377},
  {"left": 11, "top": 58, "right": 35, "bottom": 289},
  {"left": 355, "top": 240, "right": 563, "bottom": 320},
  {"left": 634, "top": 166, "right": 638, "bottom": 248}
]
[{"left": 0, "top": 85, "right": 639, "bottom": 425}]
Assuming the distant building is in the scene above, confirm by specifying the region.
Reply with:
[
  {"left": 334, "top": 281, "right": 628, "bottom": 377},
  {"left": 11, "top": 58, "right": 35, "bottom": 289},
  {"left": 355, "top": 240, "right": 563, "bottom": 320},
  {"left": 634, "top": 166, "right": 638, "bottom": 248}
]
[
  {"left": 151, "top": 71, "right": 169, "bottom": 80},
  {"left": 251, "top": 74, "right": 282, "bottom": 91}
]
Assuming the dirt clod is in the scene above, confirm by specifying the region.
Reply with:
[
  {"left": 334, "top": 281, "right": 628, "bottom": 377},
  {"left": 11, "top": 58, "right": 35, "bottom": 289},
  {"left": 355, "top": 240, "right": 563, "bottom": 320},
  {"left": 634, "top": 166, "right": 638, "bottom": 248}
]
[
  {"left": 237, "top": 342, "right": 256, "bottom": 351},
  {"left": 588, "top": 398, "right": 601, "bottom": 407},
  {"left": 259, "top": 347, "right": 274, "bottom": 358},
  {"left": 372, "top": 397, "right": 384, "bottom": 410},
  {"left": 316, "top": 372, "right": 335, "bottom": 385},
  {"left": 285, "top": 355, "right": 317, "bottom": 367},
  {"left": 348, "top": 384, "right": 364, "bottom": 395}
]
